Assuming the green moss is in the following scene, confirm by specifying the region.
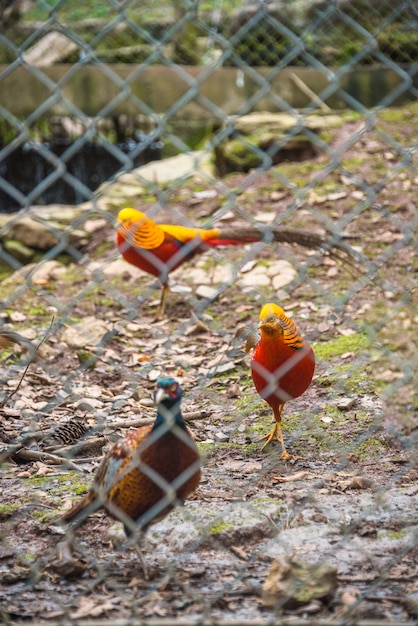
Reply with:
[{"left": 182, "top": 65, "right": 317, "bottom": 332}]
[
  {"left": 313, "top": 333, "right": 370, "bottom": 360},
  {"left": 23, "top": 472, "right": 89, "bottom": 497},
  {"left": 234, "top": 394, "right": 264, "bottom": 419},
  {"left": 275, "top": 160, "right": 323, "bottom": 181},
  {"left": 74, "top": 484, "right": 89, "bottom": 495},
  {"left": 0, "top": 503, "right": 20, "bottom": 519},
  {"left": 199, "top": 256, "right": 221, "bottom": 272},
  {"left": 207, "top": 519, "right": 235, "bottom": 534},
  {"left": 32, "top": 510, "right": 55, "bottom": 524},
  {"left": 250, "top": 496, "right": 283, "bottom": 509},
  {"left": 354, "top": 437, "right": 386, "bottom": 461},
  {"left": 341, "top": 155, "right": 367, "bottom": 169},
  {"left": 27, "top": 305, "right": 48, "bottom": 316},
  {"left": 378, "top": 107, "right": 412, "bottom": 124},
  {"left": 335, "top": 363, "right": 376, "bottom": 394},
  {"left": 22, "top": 476, "right": 50, "bottom": 488},
  {"left": 380, "top": 528, "right": 409, "bottom": 540}
]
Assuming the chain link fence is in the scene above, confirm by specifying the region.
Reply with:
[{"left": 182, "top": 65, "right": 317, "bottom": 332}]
[{"left": 0, "top": 1, "right": 417, "bottom": 624}]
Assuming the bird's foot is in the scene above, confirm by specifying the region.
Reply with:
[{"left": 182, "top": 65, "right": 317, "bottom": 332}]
[
  {"left": 279, "top": 450, "right": 302, "bottom": 461},
  {"left": 257, "top": 427, "right": 301, "bottom": 460},
  {"left": 257, "top": 427, "right": 278, "bottom": 452}
]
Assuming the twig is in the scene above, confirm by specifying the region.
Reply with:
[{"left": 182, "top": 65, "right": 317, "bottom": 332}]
[
  {"left": 70, "top": 456, "right": 104, "bottom": 464},
  {"left": 339, "top": 572, "right": 418, "bottom": 583},
  {"left": 10, "top": 447, "right": 80, "bottom": 471},
  {"left": 1, "top": 317, "right": 54, "bottom": 408},
  {"left": 44, "top": 436, "right": 107, "bottom": 458},
  {"left": 107, "top": 409, "right": 211, "bottom": 430},
  {"left": 290, "top": 72, "right": 331, "bottom": 112},
  {"left": 272, "top": 470, "right": 312, "bottom": 483}
]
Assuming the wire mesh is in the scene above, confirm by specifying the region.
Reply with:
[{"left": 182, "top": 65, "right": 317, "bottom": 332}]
[{"left": 0, "top": 1, "right": 417, "bottom": 624}]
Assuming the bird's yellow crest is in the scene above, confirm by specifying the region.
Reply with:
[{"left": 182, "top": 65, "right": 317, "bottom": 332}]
[
  {"left": 258, "top": 303, "right": 305, "bottom": 349},
  {"left": 117, "top": 208, "right": 165, "bottom": 249},
  {"left": 259, "top": 303, "right": 286, "bottom": 322}
]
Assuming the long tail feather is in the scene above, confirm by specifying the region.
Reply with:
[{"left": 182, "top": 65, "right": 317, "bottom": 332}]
[{"left": 209, "top": 227, "right": 360, "bottom": 267}]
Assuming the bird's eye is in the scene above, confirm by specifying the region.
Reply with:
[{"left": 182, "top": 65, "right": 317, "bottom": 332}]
[{"left": 169, "top": 384, "right": 178, "bottom": 393}]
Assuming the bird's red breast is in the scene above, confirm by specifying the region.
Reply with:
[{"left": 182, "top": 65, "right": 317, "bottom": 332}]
[
  {"left": 116, "top": 229, "right": 188, "bottom": 278},
  {"left": 116, "top": 208, "right": 223, "bottom": 279}
]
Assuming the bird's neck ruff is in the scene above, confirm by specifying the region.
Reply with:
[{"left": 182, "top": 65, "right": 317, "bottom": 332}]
[
  {"left": 259, "top": 314, "right": 305, "bottom": 350},
  {"left": 123, "top": 215, "right": 165, "bottom": 250}
]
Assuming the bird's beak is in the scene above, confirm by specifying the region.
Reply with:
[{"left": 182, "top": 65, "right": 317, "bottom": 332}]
[
  {"left": 258, "top": 319, "right": 270, "bottom": 329},
  {"left": 154, "top": 387, "right": 169, "bottom": 405},
  {"left": 258, "top": 317, "right": 279, "bottom": 335}
]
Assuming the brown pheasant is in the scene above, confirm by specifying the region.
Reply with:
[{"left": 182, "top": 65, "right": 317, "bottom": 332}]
[{"left": 62, "top": 377, "right": 201, "bottom": 576}]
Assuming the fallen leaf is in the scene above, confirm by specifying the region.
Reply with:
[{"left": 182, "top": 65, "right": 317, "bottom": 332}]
[{"left": 338, "top": 476, "right": 375, "bottom": 490}]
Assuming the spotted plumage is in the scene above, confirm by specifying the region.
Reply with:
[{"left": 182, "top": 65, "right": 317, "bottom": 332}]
[{"left": 62, "top": 378, "right": 201, "bottom": 574}]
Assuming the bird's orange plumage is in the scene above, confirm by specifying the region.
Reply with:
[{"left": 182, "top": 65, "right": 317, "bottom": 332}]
[
  {"left": 116, "top": 208, "right": 356, "bottom": 316},
  {"left": 116, "top": 208, "right": 256, "bottom": 279},
  {"left": 116, "top": 208, "right": 262, "bottom": 315},
  {"left": 250, "top": 303, "right": 315, "bottom": 458}
]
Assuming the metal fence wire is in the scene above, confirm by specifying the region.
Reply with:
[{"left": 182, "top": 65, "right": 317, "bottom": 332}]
[{"left": 0, "top": 0, "right": 417, "bottom": 624}]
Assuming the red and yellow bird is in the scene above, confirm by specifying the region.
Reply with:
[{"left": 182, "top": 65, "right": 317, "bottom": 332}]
[
  {"left": 116, "top": 208, "right": 353, "bottom": 316},
  {"left": 249, "top": 303, "right": 315, "bottom": 459}
]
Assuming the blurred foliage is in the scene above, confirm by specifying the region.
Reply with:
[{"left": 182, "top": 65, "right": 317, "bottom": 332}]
[
  {"left": 227, "top": 2, "right": 418, "bottom": 67},
  {"left": 2, "top": 0, "right": 417, "bottom": 67}
]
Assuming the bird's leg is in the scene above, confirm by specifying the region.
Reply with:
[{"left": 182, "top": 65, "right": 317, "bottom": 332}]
[
  {"left": 156, "top": 282, "right": 169, "bottom": 319},
  {"left": 125, "top": 524, "right": 149, "bottom": 579},
  {"left": 257, "top": 404, "right": 292, "bottom": 460},
  {"left": 272, "top": 404, "right": 292, "bottom": 460},
  {"left": 134, "top": 543, "right": 149, "bottom": 580}
]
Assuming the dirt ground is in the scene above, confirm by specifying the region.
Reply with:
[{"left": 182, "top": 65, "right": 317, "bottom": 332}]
[{"left": 0, "top": 106, "right": 417, "bottom": 624}]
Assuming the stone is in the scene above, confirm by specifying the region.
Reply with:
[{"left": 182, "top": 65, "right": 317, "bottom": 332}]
[
  {"left": 100, "top": 150, "right": 215, "bottom": 198},
  {"left": 23, "top": 32, "right": 79, "bottom": 66},
  {"left": 101, "top": 258, "right": 144, "bottom": 279},
  {"left": 262, "top": 557, "right": 338, "bottom": 609},
  {"left": 335, "top": 397, "right": 356, "bottom": 410},
  {"left": 0, "top": 212, "right": 88, "bottom": 251},
  {"left": 1, "top": 216, "right": 59, "bottom": 250},
  {"left": 196, "top": 285, "right": 219, "bottom": 299},
  {"left": 2, "top": 260, "right": 67, "bottom": 286},
  {"left": 266, "top": 260, "right": 296, "bottom": 278},
  {"left": 239, "top": 269, "right": 271, "bottom": 287},
  {"left": 61, "top": 317, "right": 112, "bottom": 348},
  {"left": 272, "top": 271, "right": 297, "bottom": 290}
]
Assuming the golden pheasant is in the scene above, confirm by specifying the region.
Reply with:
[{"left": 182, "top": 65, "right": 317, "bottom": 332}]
[
  {"left": 249, "top": 303, "right": 315, "bottom": 459},
  {"left": 62, "top": 377, "right": 201, "bottom": 576},
  {"left": 116, "top": 208, "right": 353, "bottom": 316}
]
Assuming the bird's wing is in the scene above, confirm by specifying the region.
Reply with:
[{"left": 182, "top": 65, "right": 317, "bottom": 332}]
[
  {"left": 235, "top": 326, "right": 260, "bottom": 353},
  {"left": 0, "top": 329, "right": 36, "bottom": 353},
  {"left": 161, "top": 223, "right": 221, "bottom": 245}
]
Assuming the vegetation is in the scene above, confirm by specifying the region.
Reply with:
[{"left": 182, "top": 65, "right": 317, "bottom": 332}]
[{"left": 7, "top": 1, "right": 416, "bottom": 68}]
